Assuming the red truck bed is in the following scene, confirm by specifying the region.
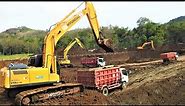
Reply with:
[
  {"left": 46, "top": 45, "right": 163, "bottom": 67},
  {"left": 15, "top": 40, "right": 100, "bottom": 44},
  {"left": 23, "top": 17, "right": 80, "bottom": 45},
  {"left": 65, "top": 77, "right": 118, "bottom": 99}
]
[
  {"left": 160, "top": 52, "right": 177, "bottom": 59},
  {"left": 81, "top": 57, "right": 97, "bottom": 65},
  {"left": 77, "top": 66, "right": 121, "bottom": 90}
]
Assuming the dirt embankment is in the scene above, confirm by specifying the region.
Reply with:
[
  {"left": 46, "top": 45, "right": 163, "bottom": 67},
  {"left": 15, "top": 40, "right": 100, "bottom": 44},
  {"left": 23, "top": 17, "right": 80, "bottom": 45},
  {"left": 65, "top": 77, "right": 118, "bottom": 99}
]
[
  {"left": 0, "top": 59, "right": 28, "bottom": 69},
  {"left": 110, "top": 61, "right": 185, "bottom": 105},
  {"left": 35, "top": 89, "right": 116, "bottom": 105},
  {"left": 68, "top": 50, "right": 161, "bottom": 66}
]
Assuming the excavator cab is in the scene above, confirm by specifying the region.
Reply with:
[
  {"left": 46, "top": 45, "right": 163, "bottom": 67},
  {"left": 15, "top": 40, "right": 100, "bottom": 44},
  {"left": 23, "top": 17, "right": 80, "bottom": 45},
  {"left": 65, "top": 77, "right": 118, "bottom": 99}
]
[
  {"left": 28, "top": 54, "right": 61, "bottom": 74},
  {"left": 28, "top": 54, "right": 43, "bottom": 67}
]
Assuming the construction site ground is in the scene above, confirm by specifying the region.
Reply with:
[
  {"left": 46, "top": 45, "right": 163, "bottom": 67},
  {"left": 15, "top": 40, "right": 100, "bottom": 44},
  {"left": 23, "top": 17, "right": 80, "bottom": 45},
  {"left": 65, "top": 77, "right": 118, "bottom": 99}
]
[{"left": 0, "top": 52, "right": 185, "bottom": 105}]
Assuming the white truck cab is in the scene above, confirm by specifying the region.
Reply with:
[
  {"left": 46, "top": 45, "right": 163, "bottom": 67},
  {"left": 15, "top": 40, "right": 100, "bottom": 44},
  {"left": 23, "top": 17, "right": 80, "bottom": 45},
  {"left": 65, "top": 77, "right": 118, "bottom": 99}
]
[
  {"left": 175, "top": 52, "right": 179, "bottom": 59},
  {"left": 119, "top": 68, "right": 129, "bottom": 85}
]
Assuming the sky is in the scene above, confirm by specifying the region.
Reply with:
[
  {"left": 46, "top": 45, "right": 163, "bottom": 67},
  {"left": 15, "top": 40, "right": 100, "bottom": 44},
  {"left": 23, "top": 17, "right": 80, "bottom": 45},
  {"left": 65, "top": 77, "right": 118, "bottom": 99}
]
[{"left": 0, "top": 1, "right": 185, "bottom": 32}]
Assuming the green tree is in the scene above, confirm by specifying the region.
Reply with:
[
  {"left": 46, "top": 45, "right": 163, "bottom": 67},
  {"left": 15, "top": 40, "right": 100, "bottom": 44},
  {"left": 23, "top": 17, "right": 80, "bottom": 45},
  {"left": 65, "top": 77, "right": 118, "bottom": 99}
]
[{"left": 166, "top": 21, "right": 185, "bottom": 44}]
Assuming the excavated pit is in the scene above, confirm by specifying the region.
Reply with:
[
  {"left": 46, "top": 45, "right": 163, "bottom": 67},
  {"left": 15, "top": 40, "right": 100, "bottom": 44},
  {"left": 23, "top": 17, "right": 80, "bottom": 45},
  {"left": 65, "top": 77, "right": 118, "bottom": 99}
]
[{"left": 0, "top": 48, "right": 185, "bottom": 105}]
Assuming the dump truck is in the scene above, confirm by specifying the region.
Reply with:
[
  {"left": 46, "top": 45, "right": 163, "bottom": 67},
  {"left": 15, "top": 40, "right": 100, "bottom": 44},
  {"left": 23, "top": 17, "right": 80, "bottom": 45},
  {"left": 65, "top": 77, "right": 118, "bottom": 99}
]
[
  {"left": 81, "top": 57, "right": 105, "bottom": 67},
  {"left": 160, "top": 52, "right": 178, "bottom": 64},
  {"left": 77, "top": 65, "right": 129, "bottom": 96}
]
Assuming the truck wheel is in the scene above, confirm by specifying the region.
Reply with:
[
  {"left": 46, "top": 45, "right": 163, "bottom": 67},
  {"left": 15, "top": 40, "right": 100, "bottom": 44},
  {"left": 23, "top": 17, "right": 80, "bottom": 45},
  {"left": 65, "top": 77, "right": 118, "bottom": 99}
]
[
  {"left": 102, "top": 87, "right": 109, "bottom": 96},
  {"left": 82, "top": 64, "right": 85, "bottom": 68},
  {"left": 121, "top": 82, "right": 126, "bottom": 90},
  {"left": 163, "top": 59, "right": 169, "bottom": 65}
]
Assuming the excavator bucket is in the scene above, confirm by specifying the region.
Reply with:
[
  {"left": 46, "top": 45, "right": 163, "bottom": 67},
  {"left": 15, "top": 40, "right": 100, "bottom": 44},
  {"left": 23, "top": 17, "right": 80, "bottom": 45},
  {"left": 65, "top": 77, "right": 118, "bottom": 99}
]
[
  {"left": 96, "top": 38, "right": 113, "bottom": 53},
  {"left": 103, "top": 39, "right": 113, "bottom": 48}
]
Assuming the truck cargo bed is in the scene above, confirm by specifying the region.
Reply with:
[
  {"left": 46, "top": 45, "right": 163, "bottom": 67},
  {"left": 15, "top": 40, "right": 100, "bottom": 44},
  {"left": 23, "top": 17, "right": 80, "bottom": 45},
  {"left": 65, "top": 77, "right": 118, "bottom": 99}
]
[
  {"left": 77, "top": 66, "right": 121, "bottom": 90},
  {"left": 160, "top": 52, "right": 177, "bottom": 59}
]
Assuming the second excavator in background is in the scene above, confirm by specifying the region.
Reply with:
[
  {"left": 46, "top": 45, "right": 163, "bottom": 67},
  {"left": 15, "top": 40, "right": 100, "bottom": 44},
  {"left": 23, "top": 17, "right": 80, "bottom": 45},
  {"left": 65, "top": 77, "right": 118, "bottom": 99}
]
[
  {"left": 137, "top": 40, "right": 155, "bottom": 50},
  {"left": 59, "top": 38, "right": 85, "bottom": 68}
]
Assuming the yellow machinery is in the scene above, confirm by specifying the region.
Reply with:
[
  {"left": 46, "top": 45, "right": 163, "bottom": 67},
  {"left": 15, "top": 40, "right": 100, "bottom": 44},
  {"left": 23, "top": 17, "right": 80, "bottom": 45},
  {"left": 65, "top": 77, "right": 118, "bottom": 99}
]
[
  {"left": 137, "top": 40, "right": 155, "bottom": 50},
  {"left": 0, "top": 2, "right": 113, "bottom": 105},
  {"left": 59, "top": 38, "right": 85, "bottom": 67}
]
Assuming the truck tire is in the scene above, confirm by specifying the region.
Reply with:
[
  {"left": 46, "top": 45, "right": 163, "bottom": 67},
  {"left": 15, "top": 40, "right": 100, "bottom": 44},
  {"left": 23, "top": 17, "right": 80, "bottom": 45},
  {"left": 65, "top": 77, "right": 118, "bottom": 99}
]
[
  {"left": 102, "top": 87, "right": 109, "bottom": 96},
  {"left": 82, "top": 64, "right": 85, "bottom": 68},
  {"left": 163, "top": 59, "right": 170, "bottom": 65},
  {"left": 121, "top": 82, "right": 126, "bottom": 90}
]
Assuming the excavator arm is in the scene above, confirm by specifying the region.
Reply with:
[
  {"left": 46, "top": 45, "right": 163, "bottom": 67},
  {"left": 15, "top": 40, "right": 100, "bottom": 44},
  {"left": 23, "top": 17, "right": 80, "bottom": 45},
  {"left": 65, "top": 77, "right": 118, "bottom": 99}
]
[
  {"left": 63, "top": 38, "right": 85, "bottom": 61},
  {"left": 137, "top": 40, "right": 155, "bottom": 50},
  {"left": 59, "top": 37, "right": 85, "bottom": 67},
  {"left": 42, "top": 1, "right": 114, "bottom": 73}
]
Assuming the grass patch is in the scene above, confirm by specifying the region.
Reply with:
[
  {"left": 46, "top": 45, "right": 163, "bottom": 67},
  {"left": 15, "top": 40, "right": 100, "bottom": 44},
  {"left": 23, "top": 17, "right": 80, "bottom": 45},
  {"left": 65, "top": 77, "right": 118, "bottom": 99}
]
[{"left": 0, "top": 54, "right": 32, "bottom": 60}]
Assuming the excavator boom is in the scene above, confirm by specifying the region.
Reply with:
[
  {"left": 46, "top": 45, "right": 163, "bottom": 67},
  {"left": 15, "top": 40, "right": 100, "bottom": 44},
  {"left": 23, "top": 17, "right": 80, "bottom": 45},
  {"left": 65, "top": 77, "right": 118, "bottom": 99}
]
[
  {"left": 63, "top": 38, "right": 85, "bottom": 60},
  {"left": 43, "top": 1, "right": 114, "bottom": 73}
]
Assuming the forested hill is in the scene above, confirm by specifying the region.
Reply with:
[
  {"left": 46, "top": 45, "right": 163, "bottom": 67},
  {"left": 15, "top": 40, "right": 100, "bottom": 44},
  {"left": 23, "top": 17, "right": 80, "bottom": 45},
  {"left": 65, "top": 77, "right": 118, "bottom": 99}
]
[
  {"left": 0, "top": 16, "right": 185, "bottom": 55},
  {"left": 0, "top": 26, "right": 46, "bottom": 37},
  {"left": 0, "top": 26, "right": 46, "bottom": 55},
  {"left": 167, "top": 16, "right": 185, "bottom": 24}
]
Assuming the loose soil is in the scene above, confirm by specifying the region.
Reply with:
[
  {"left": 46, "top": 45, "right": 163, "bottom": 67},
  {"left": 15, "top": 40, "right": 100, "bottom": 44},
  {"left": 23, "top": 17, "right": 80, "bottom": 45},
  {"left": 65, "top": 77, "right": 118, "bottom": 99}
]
[{"left": 0, "top": 53, "right": 185, "bottom": 105}]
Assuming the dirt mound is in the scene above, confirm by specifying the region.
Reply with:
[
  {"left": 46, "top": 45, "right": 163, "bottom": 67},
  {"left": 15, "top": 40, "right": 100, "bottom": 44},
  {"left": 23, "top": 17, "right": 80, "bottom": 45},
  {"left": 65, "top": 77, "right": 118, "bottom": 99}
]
[
  {"left": 68, "top": 50, "right": 161, "bottom": 66},
  {"left": 36, "top": 90, "right": 116, "bottom": 105},
  {"left": 57, "top": 90, "right": 115, "bottom": 105},
  {"left": 0, "top": 88, "right": 14, "bottom": 105},
  {"left": 110, "top": 61, "right": 185, "bottom": 105},
  {"left": 0, "top": 59, "right": 28, "bottom": 69},
  {"left": 111, "top": 72, "right": 185, "bottom": 105}
]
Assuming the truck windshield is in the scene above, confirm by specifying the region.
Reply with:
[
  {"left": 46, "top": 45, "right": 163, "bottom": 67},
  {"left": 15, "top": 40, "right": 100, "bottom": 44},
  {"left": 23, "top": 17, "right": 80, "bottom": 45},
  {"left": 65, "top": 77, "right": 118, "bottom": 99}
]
[
  {"left": 122, "top": 70, "right": 128, "bottom": 76},
  {"left": 99, "top": 59, "right": 104, "bottom": 62}
]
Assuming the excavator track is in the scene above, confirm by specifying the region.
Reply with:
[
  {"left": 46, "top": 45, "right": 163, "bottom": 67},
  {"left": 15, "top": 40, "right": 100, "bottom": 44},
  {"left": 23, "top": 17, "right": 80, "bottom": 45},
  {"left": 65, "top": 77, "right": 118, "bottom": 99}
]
[{"left": 15, "top": 83, "right": 83, "bottom": 105}]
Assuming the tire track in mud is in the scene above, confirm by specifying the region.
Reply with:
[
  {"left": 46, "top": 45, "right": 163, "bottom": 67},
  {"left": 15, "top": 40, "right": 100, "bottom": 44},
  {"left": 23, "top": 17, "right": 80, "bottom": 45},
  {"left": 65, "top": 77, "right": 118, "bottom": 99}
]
[{"left": 33, "top": 90, "right": 116, "bottom": 105}]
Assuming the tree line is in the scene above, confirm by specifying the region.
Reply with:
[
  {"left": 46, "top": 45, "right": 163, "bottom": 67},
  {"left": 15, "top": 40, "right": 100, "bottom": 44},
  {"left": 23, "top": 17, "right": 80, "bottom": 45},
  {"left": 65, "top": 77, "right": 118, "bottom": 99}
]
[{"left": 0, "top": 16, "right": 185, "bottom": 55}]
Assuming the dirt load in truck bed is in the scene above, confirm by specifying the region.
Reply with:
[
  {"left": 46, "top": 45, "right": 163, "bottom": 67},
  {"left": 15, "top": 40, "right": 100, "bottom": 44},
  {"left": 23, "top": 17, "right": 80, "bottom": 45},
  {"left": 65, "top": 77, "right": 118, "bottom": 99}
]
[{"left": 0, "top": 55, "right": 185, "bottom": 105}]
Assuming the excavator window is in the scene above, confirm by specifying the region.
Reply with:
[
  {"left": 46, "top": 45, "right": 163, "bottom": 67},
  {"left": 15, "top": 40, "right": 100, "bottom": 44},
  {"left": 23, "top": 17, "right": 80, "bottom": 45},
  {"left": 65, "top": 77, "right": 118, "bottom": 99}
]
[{"left": 28, "top": 54, "right": 43, "bottom": 67}]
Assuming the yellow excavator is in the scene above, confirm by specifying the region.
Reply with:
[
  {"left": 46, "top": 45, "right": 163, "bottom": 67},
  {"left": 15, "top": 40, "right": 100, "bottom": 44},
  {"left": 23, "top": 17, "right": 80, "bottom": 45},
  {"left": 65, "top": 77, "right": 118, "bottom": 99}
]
[
  {"left": 137, "top": 40, "right": 155, "bottom": 50},
  {"left": 59, "top": 38, "right": 85, "bottom": 68},
  {"left": 0, "top": 2, "right": 113, "bottom": 105}
]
